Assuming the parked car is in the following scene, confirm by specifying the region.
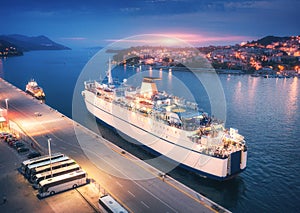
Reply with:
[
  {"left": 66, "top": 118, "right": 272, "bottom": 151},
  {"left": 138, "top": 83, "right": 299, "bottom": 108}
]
[
  {"left": 17, "top": 147, "right": 29, "bottom": 153},
  {"left": 8, "top": 140, "right": 18, "bottom": 147},
  {"left": 3, "top": 134, "right": 13, "bottom": 141},
  {"left": 5, "top": 135, "right": 18, "bottom": 143},
  {"left": 14, "top": 142, "right": 25, "bottom": 149},
  {"left": 0, "top": 132, "right": 10, "bottom": 139},
  {"left": 27, "top": 151, "right": 41, "bottom": 159}
]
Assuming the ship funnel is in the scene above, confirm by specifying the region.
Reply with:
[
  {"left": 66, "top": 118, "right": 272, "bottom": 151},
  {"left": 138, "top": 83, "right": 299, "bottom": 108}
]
[{"left": 140, "top": 77, "right": 160, "bottom": 97}]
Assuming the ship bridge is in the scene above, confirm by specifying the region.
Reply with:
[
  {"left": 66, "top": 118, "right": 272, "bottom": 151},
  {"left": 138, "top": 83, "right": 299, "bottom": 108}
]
[{"left": 173, "top": 108, "right": 209, "bottom": 131}]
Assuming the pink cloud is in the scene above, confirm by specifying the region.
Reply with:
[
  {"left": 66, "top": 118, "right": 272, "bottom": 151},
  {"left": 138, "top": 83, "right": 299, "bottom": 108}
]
[
  {"left": 159, "top": 33, "right": 255, "bottom": 44},
  {"left": 104, "top": 33, "right": 256, "bottom": 46}
]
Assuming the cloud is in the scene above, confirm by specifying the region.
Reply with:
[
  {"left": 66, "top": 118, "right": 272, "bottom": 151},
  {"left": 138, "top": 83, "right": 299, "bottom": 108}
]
[
  {"left": 157, "top": 33, "right": 256, "bottom": 44},
  {"left": 23, "top": 10, "right": 56, "bottom": 17},
  {"left": 60, "top": 37, "right": 87, "bottom": 40},
  {"left": 223, "top": 1, "right": 271, "bottom": 9},
  {"left": 104, "top": 33, "right": 255, "bottom": 46},
  {"left": 120, "top": 7, "right": 141, "bottom": 13}
]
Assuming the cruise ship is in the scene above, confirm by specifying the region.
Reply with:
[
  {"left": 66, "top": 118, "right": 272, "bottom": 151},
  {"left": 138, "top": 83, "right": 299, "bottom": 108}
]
[
  {"left": 82, "top": 61, "right": 247, "bottom": 181},
  {"left": 25, "top": 79, "right": 45, "bottom": 100}
]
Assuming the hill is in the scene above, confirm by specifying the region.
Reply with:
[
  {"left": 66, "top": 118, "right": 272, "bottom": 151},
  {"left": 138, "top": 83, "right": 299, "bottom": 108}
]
[
  {"left": 0, "top": 34, "right": 71, "bottom": 51},
  {"left": 252, "top": 35, "right": 291, "bottom": 46}
]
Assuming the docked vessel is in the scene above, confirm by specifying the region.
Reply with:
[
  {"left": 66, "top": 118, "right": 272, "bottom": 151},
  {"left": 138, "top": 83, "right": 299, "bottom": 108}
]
[
  {"left": 25, "top": 79, "right": 45, "bottom": 100},
  {"left": 82, "top": 61, "right": 247, "bottom": 181}
]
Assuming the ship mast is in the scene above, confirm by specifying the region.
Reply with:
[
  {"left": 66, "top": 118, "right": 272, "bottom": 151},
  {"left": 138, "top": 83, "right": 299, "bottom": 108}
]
[{"left": 107, "top": 58, "right": 113, "bottom": 85}]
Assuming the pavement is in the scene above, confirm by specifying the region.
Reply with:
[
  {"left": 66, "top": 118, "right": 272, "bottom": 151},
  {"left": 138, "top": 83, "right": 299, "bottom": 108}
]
[{"left": 0, "top": 78, "right": 228, "bottom": 213}]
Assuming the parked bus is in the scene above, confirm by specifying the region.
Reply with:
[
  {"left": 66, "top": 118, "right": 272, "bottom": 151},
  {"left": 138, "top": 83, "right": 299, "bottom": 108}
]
[
  {"left": 29, "top": 159, "right": 77, "bottom": 182},
  {"left": 25, "top": 156, "right": 69, "bottom": 178},
  {"left": 98, "top": 195, "right": 128, "bottom": 213},
  {"left": 21, "top": 153, "right": 64, "bottom": 174},
  {"left": 38, "top": 170, "right": 87, "bottom": 198},
  {"left": 32, "top": 164, "right": 81, "bottom": 189}
]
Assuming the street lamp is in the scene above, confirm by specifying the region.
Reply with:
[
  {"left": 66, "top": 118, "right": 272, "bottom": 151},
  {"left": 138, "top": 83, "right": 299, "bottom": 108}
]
[
  {"left": 48, "top": 138, "right": 53, "bottom": 177},
  {"left": 5, "top": 98, "right": 8, "bottom": 111},
  {"left": 5, "top": 98, "right": 9, "bottom": 129}
]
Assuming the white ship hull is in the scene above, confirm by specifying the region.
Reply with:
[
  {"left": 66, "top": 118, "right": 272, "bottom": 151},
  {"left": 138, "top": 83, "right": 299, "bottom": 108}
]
[{"left": 83, "top": 90, "right": 247, "bottom": 180}]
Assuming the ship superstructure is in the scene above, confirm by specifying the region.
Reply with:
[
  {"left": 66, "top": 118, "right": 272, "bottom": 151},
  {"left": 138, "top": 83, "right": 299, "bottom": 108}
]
[
  {"left": 25, "top": 79, "right": 45, "bottom": 99},
  {"left": 82, "top": 62, "right": 247, "bottom": 180}
]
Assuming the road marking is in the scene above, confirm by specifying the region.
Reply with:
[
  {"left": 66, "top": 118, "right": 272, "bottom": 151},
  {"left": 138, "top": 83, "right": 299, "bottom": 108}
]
[
  {"left": 141, "top": 201, "right": 150, "bottom": 209},
  {"left": 82, "top": 146, "right": 177, "bottom": 213},
  {"left": 51, "top": 142, "right": 56, "bottom": 146},
  {"left": 60, "top": 146, "right": 66, "bottom": 150},
  {"left": 110, "top": 140, "right": 215, "bottom": 212},
  {"left": 162, "top": 178, "right": 217, "bottom": 212},
  {"left": 127, "top": 190, "right": 135, "bottom": 198},
  {"left": 116, "top": 181, "right": 123, "bottom": 188},
  {"left": 70, "top": 150, "right": 77, "bottom": 154}
]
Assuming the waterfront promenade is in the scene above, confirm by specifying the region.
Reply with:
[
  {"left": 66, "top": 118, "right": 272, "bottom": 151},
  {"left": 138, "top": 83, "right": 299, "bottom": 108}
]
[{"left": 0, "top": 78, "right": 228, "bottom": 213}]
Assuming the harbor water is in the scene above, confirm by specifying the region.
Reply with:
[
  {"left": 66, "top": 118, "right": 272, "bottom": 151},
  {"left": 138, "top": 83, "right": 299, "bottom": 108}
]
[{"left": 1, "top": 49, "right": 299, "bottom": 212}]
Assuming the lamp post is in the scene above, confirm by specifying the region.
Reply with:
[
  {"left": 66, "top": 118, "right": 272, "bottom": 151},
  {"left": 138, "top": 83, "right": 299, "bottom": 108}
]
[
  {"left": 48, "top": 138, "right": 53, "bottom": 177},
  {"left": 5, "top": 98, "right": 9, "bottom": 129},
  {"left": 5, "top": 98, "right": 8, "bottom": 111}
]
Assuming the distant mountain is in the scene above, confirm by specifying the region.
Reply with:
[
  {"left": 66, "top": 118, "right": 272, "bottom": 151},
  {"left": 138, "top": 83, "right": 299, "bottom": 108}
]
[
  {"left": 0, "top": 34, "right": 71, "bottom": 51},
  {"left": 252, "top": 35, "right": 291, "bottom": 46}
]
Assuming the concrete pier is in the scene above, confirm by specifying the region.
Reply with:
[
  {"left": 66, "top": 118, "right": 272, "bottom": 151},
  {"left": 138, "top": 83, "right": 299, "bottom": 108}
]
[{"left": 0, "top": 78, "right": 229, "bottom": 213}]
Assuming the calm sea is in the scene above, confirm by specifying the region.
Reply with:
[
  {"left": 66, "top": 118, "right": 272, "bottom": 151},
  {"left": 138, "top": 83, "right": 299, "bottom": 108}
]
[{"left": 1, "top": 49, "right": 299, "bottom": 212}]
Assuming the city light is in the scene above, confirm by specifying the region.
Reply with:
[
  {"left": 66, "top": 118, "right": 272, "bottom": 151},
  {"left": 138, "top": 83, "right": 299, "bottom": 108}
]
[{"left": 278, "top": 65, "right": 285, "bottom": 71}]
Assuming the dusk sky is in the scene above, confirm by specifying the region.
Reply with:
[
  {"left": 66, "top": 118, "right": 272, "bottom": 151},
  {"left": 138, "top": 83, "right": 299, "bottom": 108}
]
[{"left": 1, "top": 0, "right": 299, "bottom": 48}]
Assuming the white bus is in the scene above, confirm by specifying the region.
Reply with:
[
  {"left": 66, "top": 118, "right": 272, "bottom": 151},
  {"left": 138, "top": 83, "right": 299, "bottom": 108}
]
[
  {"left": 32, "top": 164, "right": 81, "bottom": 189},
  {"left": 38, "top": 170, "right": 87, "bottom": 198},
  {"left": 26, "top": 156, "right": 69, "bottom": 178},
  {"left": 98, "top": 195, "right": 128, "bottom": 213},
  {"left": 21, "top": 153, "right": 64, "bottom": 174},
  {"left": 29, "top": 159, "right": 77, "bottom": 182}
]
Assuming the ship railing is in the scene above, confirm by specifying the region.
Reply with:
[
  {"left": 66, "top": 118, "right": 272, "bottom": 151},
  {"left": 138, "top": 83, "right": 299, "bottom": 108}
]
[
  {"left": 202, "top": 143, "right": 239, "bottom": 158},
  {"left": 167, "top": 121, "right": 183, "bottom": 129},
  {"left": 192, "top": 132, "right": 246, "bottom": 158},
  {"left": 213, "top": 140, "right": 246, "bottom": 157},
  {"left": 84, "top": 81, "right": 96, "bottom": 90},
  {"left": 195, "top": 133, "right": 246, "bottom": 157},
  {"left": 193, "top": 144, "right": 229, "bottom": 158}
]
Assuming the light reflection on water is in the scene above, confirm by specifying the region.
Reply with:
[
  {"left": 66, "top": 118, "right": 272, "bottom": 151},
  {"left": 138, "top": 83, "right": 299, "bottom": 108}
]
[
  {"left": 286, "top": 77, "right": 298, "bottom": 119},
  {"left": 247, "top": 76, "right": 258, "bottom": 107}
]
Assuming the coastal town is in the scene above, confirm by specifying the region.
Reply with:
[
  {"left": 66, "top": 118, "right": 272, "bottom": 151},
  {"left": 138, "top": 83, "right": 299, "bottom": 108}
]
[
  {"left": 111, "top": 35, "right": 300, "bottom": 77},
  {"left": 1, "top": 34, "right": 300, "bottom": 77}
]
